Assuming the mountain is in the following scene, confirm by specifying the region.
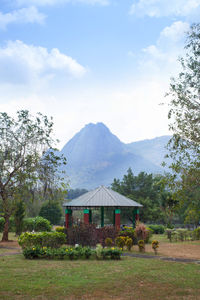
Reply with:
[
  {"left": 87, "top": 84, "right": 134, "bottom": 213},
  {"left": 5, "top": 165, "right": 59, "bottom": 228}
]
[{"left": 60, "top": 122, "right": 171, "bottom": 189}]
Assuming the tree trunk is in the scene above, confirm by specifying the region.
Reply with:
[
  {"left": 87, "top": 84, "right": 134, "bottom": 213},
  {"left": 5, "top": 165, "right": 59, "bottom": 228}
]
[{"left": 1, "top": 214, "right": 10, "bottom": 242}]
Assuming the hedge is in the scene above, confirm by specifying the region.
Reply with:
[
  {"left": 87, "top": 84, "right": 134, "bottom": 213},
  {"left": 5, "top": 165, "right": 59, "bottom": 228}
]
[{"left": 18, "top": 232, "right": 66, "bottom": 249}]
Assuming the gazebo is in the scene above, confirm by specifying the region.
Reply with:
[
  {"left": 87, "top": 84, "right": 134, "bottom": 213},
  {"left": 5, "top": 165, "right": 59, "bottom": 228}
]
[{"left": 63, "top": 185, "right": 142, "bottom": 229}]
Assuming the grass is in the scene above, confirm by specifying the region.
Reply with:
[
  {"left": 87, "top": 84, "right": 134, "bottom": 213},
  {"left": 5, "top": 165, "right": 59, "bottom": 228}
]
[{"left": 0, "top": 254, "right": 200, "bottom": 299}]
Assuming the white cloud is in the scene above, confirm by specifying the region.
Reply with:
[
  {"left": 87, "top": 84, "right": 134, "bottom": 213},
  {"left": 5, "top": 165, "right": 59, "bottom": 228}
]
[
  {"left": 0, "top": 40, "right": 87, "bottom": 85},
  {"left": 0, "top": 6, "right": 45, "bottom": 29},
  {"left": 130, "top": 0, "right": 200, "bottom": 17},
  {"left": 16, "top": 0, "right": 109, "bottom": 6},
  {"left": 139, "top": 21, "right": 190, "bottom": 76}
]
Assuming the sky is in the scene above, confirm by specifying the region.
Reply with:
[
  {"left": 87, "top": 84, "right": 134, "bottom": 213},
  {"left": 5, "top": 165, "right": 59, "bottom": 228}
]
[{"left": 0, "top": 0, "right": 199, "bottom": 148}]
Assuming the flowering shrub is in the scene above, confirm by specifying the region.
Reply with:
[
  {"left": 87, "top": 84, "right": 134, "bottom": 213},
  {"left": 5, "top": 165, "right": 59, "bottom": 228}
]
[
  {"left": 22, "top": 245, "right": 120, "bottom": 260},
  {"left": 115, "top": 236, "right": 126, "bottom": 249},
  {"left": 101, "top": 247, "right": 121, "bottom": 260},
  {"left": 138, "top": 240, "right": 145, "bottom": 252},
  {"left": 125, "top": 237, "right": 133, "bottom": 251},
  {"left": 118, "top": 228, "right": 137, "bottom": 244},
  {"left": 18, "top": 232, "right": 66, "bottom": 249},
  {"left": 105, "top": 237, "right": 113, "bottom": 247},
  {"left": 152, "top": 240, "right": 159, "bottom": 255}
]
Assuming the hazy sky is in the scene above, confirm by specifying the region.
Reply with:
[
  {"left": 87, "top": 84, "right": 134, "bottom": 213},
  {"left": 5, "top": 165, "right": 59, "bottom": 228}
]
[{"left": 0, "top": 0, "right": 199, "bottom": 148}]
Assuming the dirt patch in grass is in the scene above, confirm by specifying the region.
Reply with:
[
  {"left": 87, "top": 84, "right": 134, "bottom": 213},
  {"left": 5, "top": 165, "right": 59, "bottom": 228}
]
[
  {"left": 0, "top": 240, "right": 20, "bottom": 249},
  {"left": 144, "top": 242, "right": 200, "bottom": 260}
]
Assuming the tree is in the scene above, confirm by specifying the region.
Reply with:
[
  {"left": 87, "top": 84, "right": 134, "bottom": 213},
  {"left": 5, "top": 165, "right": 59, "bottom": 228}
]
[
  {"left": 39, "top": 201, "right": 63, "bottom": 225},
  {"left": 166, "top": 24, "right": 200, "bottom": 225},
  {"left": 167, "top": 23, "right": 200, "bottom": 171},
  {"left": 14, "top": 200, "right": 25, "bottom": 236},
  {"left": 0, "top": 110, "right": 66, "bottom": 241},
  {"left": 111, "top": 168, "right": 164, "bottom": 224}
]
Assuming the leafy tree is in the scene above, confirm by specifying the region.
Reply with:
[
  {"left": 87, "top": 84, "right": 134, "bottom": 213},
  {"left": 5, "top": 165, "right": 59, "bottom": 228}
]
[
  {"left": 39, "top": 202, "right": 63, "bottom": 225},
  {"left": 14, "top": 200, "right": 25, "bottom": 235},
  {"left": 0, "top": 110, "right": 66, "bottom": 241},
  {"left": 111, "top": 168, "right": 164, "bottom": 224},
  {"left": 167, "top": 23, "right": 200, "bottom": 170},
  {"left": 166, "top": 23, "right": 200, "bottom": 225}
]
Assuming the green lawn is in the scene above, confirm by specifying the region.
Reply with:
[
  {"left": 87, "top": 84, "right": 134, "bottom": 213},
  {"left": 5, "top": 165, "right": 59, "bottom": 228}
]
[{"left": 0, "top": 254, "right": 200, "bottom": 299}]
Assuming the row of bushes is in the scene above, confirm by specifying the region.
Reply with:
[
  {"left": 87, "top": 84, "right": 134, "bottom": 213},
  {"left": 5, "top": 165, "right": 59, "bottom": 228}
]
[
  {"left": 23, "top": 245, "right": 122, "bottom": 260},
  {"left": 166, "top": 227, "right": 200, "bottom": 242},
  {"left": 18, "top": 232, "right": 66, "bottom": 249},
  {"left": 65, "top": 223, "right": 153, "bottom": 247},
  {"left": 0, "top": 216, "right": 52, "bottom": 233}
]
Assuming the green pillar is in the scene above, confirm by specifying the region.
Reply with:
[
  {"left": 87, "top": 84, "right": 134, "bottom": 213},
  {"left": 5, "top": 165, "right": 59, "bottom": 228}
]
[
  {"left": 101, "top": 207, "right": 104, "bottom": 227},
  {"left": 89, "top": 209, "right": 92, "bottom": 224}
]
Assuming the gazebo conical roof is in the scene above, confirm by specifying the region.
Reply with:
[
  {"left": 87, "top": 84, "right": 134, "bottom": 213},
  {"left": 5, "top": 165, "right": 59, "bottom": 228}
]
[{"left": 63, "top": 185, "right": 142, "bottom": 209}]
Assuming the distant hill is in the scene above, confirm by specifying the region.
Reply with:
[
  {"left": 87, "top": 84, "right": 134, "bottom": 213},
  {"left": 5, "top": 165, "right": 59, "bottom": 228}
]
[{"left": 59, "top": 122, "right": 171, "bottom": 189}]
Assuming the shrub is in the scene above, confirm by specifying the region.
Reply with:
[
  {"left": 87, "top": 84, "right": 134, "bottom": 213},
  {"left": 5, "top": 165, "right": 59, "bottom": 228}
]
[
  {"left": 23, "top": 218, "right": 35, "bottom": 232},
  {"left": 34, "top": 216, "right": 52, "bottom": 232},
  {"left": 18, "top": 232, "right": 66, "bottom": 249},
  {"left": 135, "top": 223, "right": 152, "bottom": 243},
  {"left": 101, "top": 247, "right": 122, "bottom": 260},
  {"left": 138, "top": 240, "right": 145, "bottom": 252},
  {"left": 96, "top": 244, "right": 103, "bottom": 259},
  {"left": 193, "top": 227, "right": 200, "bottom": 240},
  {"left": 176, "top": 228, "right": 188, "bottom": 241},
  {"left": 97, "top": 226, "right": 118, "bottom": 247},
  {"left": 67, "top": 224, "right": 117, "bottom": 247},
  {"left": 118, "top": 228, "right": 137, "bottom": 244},
  {"left": 152, "top": 240, "right": 159, "bottom": 255},
  {"left": 23, "top": 217, "right": 52, "bottom": 232},
  {"left": 148, "top": 224, "right": 165, "bottom": 234},
  {"left": 115, "top": 236, "right": 126, "bottom": 249},
  {"left": 125, "top": 237, "right": 133, "bottom": 251},
  {"left": 55, "top": 226, "right": 66, "bottom": 234},
  {"left": 105, "top": 237, "right": 113, "bottom": 247},
  {"left": 67, "top": 223, "right": 97, "bottom": 247}
]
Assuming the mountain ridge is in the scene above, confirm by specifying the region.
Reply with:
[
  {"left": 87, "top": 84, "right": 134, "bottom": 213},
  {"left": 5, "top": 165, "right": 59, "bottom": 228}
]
[{"left": 59, "top": 123, "right": 171, "bottom": 189}]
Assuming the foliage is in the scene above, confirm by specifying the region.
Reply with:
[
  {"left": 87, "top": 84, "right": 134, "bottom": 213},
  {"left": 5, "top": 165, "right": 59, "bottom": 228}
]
[
  {"left": 115, "top": 236, "right": 126, "bottom": 249},
  {"left": 23, "top": 216, "right": 52, "bottom": 232},
  {"left": 101, "top": 247, "right": 121, "bottom": 260},
  {"left": 14, "top": 200, "right": 25, "bottom": 235},
  {"left": 97, "top": 226, "right": 118, "bottom": 247},
  {"left": 22, "top": 245, "right": 120, "bottom": 260},
  {"left": 148, "top": 224, "right": 165, "bottom": 234},
  {"left": 105, "top": 237, "right": 113, "bottom": 247},
  {"left": 125, "top": 237, "right": 133, "bottom": 251},
  {"left": 0, "top": 110, "right": 66, "bottom": 242},
  {"left": 118, "top": 227, "right": 137, "bottom": 244},
  {"left": 66, "top": 224, "right": 118, "bottom": 247},
  {"left": 135, "top": 223, "right": 152, "bottom": 243},
  {"left": 66, "top": 223, "right": 97, "bottom": 247},
  {"left": 0, "top": 218, "right": 4, "bottom": 232},
  {"left": 138, "top": 240, "right": 145, "bottom": 252},
  {"left": 111, "top": 169, "right": 166, "bottom": 223},
  {"left": 193, "top": 227, "right": 200, "bottom": 240},
  {"left": 39, "top": 201, "right": 63, "bottom": 225},
  {"left": 165, "top": 24, "right": 200, "bottom": 227},
  {"left": 55, "top": 226, "right": 66, "bottom": 233},
  {"left": 152, "top": 240, "right": 159, "bottom": 255},
  {"left": 18, "top": 231, "right": 66, "bottom": 249},
  {"left": 96, "top": 244, "right": 103, "bottom": 259}
]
